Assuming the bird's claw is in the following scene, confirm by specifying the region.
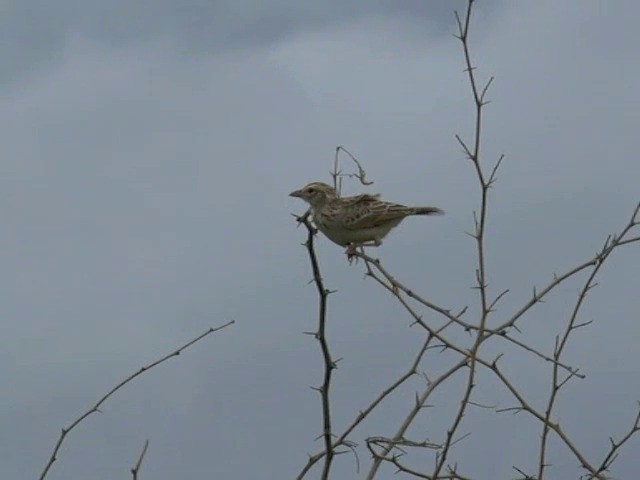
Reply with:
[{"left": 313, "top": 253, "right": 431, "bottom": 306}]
[{"left": 345, "top": 243, "right": 361, "bottom": 264}]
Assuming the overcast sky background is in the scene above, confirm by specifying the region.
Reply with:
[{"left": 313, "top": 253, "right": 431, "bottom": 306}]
[{"left": 2, "top": 1, "right": 639, "bottom": 479}]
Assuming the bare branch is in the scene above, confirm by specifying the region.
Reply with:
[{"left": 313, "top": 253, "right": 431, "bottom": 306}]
[
  {"left": 297, "top": 333, "right": 434, "bottom": 478},
  {"left": 297, "top": 212, "right": 337, "bottom": 480},
  {"left": 538, "top": 207, "right": 640, "bottom": 479},
  {"left": 489, "top": 361, "right": 601, "bottom": 477},
  {"left": 487, "top": 154, "right": 505, "bottom": 187},
  {"left": 292, "top": 2, "right": 640, "bottom": 478},
  {"left": 39, "top": 321, "right": 235, "bottom": 480},
  {"left": 365, "top": 360, "right": 468, "bottom": 479},
  {"left": 593, "top": 404, "right": 640, "bottom": 477},
  {"left": 131, "top": 440, "right": 150, "bottom": 480},
  {"left": 358, "top": 251, "right": 581, "bottom": 375}
]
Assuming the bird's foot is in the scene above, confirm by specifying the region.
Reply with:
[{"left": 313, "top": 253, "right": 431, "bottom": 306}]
[
  {"left": 346, "top": 243, "right": 371, "bottom": 263},
  {"left": 345, "top": 243, "right": 360, "bottom": 263}
]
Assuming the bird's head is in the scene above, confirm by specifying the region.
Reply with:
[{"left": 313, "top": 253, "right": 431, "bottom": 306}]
[{"left": 289, "top": 182, "right": 337, "bottom": 208}]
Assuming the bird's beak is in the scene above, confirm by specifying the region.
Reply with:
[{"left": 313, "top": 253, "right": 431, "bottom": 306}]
[{"left": 289, "top": 189, "right": 304, "bottom": 198}]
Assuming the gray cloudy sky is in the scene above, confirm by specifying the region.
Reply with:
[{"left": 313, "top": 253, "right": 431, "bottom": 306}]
[{"left": 2, "top": 1, "right": 639, "bottom": 479}]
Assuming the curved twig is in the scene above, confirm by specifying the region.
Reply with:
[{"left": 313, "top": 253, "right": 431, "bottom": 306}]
[{"left": 39, "top": 321, "right": 234, "bottom": 480}]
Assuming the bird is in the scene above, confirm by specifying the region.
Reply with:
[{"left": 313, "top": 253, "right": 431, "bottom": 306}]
[{"left": 290, "top": 181, "right": 444, "bottom": 253}]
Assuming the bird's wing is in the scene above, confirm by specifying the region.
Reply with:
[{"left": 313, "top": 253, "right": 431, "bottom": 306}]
[
  {"left": 340, "top": 195, "right": 413, "bottom": 229},
  {"left": 338, "top": 193, "right": 380, "bottom": 207}
]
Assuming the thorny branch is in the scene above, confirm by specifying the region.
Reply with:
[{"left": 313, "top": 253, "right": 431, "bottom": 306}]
[
  {"left": 295, "top": 212, "right": 337, "bottom": 480},
  {"left": 355, "top": 202, "right": 638, "bottom": 476},
  {"left": 428, "top": 3, "right": 497, "bottom": 475},
  {"left": 39, "top": 321, "right": 234, "bottom": 480},
  {"left": 297, "top": 333, "right": 435, "bottom": 479},
  {"left": 365, "top": 360, "right": 469, "bottom": 480},
  {"left": 362, "top": 1, "right": 639, "bottom": 477},
  {"left": 292, "top": 0, "right": 639, "bottom": 478},
  {"left": 488, "top": 360, "right": 601, "bottom": 476},
  {"left": 593, "top": 404, "right": 640, "bottom": 478},
  {"left": 356, "top": 249, "right": 582, "bottom": 377},
  {"left": 538, "top": 203, "right": 640, "bottom": 480}
]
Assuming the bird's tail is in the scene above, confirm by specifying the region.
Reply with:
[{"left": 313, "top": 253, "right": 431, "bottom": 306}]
[{"left": 413, "top": 206, "right": 445, "bottom": 216}]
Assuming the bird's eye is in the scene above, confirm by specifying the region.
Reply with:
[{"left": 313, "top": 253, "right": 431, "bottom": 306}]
[{"left": 306, "top": 188, "right": 314, "bottom": 193}]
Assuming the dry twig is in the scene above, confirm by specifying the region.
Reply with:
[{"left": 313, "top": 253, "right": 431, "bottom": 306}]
[
  {"left": 295, "top": 212, "right": 337, "bottom": 480},
  {"left": 131, "top": 439, "right": 150, "bottom": 480},
  {"left": 39, "top": 321, "right": 234, "bottom": 480}
]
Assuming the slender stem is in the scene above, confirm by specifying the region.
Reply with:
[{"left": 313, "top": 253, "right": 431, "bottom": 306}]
[
  {"left": 131, "top": 440, "right": 150, "bottom": 480},
  {"left": 297, "top": 333, "right": 434, "bottom": 479},
  {"left": 298, "top": 214, "right": 336, "bottom": 479},
  {"left": 39, "top": 321, "right": 234, "bottom": 480},
  {"left": 433, "top": 2, "right": 493, "bottom": 475}
]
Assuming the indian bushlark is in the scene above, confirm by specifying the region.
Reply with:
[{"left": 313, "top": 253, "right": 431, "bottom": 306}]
[{"left": 290, "top": 182, "right": 444, "bottom": 253}]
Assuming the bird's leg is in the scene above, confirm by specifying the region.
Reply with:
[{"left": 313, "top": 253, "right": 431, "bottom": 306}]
[
  {"left": 345, "top": 240, "right": 381, "bottom": 256},
  {"left": 345, "top": 243, "right": 358, "bottom": 255}
]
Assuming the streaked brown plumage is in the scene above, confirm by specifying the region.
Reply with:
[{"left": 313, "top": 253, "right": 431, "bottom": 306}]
[{"left": 290, "top": 182, "right": 444, "bottom": 250}]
